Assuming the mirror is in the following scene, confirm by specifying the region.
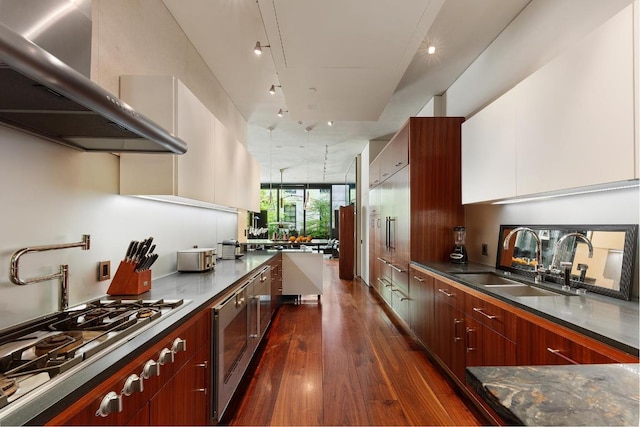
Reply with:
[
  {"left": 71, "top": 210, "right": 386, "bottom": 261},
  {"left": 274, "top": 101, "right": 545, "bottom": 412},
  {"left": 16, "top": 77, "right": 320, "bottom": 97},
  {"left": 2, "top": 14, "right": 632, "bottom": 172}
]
[{"left": 497, "top": 224, "right": 638, "bottom": 300}]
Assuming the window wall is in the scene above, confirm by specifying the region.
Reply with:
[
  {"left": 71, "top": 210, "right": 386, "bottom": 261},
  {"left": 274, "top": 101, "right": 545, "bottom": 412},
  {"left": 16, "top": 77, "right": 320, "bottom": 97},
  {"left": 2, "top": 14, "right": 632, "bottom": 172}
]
[{"left": 257, "top": 184, "right": 354, "bottom": 240}]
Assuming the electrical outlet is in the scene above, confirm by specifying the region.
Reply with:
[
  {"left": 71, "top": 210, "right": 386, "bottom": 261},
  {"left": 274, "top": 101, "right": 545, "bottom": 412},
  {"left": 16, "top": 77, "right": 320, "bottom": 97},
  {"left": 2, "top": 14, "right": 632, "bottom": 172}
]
[
  {"left": 481, "top": 243, "right": 488, "bottom": 256},
  {"left": 98, "top": 261, "right": 111, "bottom": 281}
]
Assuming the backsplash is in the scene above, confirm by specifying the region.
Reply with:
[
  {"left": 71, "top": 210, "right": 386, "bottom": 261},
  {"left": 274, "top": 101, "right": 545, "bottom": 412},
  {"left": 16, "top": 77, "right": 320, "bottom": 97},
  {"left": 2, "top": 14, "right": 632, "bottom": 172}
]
[
  {"left": 0, "top": 127, "right": 237, "bottom": 329},
  {"left": 464, "top": 187, "right": 640, "bottom": 299}
]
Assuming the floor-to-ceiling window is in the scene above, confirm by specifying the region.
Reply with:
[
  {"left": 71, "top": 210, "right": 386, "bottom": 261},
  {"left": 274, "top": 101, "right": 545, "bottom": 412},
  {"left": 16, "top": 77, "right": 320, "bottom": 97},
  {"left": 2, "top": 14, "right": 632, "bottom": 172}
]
[{"left": 256, "top": 184, "right": 354, "bottom": 239}]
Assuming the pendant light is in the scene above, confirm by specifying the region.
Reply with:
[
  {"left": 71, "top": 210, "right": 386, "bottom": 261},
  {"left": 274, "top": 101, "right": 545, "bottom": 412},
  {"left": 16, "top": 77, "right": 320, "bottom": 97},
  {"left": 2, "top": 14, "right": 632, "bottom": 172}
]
[
  {"left": 304, "top": 127, "right": 311, "bottom": 210},
  {"left": 268, "top": 127, "right": 274, "bottom": 206}
]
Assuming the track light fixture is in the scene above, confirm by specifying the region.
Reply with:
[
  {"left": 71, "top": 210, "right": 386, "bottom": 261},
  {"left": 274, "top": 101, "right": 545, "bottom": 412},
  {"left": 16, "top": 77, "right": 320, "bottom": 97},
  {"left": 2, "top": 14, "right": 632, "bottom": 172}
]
[
  {"left": 327, "top": 120, "right": 333, "bottom": 126},
  {"left": 269, "top": 84, "right": 281, "bottom": 95},
  {"left": 277, "top": 109, "right": 288, "bottom": 117},
  {"left": 254, "top": 41, "right": 270, "bottom": 55}
]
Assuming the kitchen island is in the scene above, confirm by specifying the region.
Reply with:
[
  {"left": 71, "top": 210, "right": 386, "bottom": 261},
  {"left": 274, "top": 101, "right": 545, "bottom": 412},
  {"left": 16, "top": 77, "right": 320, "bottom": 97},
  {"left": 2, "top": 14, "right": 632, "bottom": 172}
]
[{"left": 466, "top": 364, "right": 639, "bottom": 426}]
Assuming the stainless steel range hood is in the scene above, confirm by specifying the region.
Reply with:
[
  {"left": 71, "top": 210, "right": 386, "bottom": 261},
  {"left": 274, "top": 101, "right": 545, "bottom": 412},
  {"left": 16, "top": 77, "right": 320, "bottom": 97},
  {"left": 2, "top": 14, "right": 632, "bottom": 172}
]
[{"left": 0, "top": 0, "right": 187, "bottom": 154}]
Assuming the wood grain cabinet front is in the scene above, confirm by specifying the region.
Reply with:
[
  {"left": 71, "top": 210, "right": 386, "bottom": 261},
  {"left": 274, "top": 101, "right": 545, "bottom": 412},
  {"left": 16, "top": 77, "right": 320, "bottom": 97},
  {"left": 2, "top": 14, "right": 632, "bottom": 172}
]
[{"left": 46, "top": 311, "right": 210, "bottom": 426}]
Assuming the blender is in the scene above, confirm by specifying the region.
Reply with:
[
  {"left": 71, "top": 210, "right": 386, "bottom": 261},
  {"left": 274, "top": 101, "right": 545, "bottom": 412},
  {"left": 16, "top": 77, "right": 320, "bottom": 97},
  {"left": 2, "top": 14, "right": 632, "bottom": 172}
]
[{"left": 450, "top": 226, "right": 468, "bottom": 264}]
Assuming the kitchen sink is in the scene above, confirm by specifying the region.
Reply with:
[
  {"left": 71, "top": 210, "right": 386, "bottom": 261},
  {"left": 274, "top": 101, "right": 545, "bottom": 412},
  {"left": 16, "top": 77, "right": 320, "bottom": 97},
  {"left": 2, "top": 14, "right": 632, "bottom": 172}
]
[
  {"left": 453, "top": 272, "right": 569, "bottom": 297},
  {"left": 486, "top": 284, "right": 564, "bottom": 297},
  {"left": 453, "top": 272, "right": 522, "bottom": 285}
]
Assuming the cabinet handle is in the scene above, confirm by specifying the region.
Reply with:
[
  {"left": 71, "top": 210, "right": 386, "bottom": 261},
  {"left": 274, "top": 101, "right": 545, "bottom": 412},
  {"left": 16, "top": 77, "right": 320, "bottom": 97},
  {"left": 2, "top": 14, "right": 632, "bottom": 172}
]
[
  {"left": 394, "top": 161, "right": 404, "bottom": 167},
  {"left": 438, "top": 288, "right": 454, "bottom": 298},
  {"left": 95, "top": 391, "right": 122, "bottom": 417},
  {"left": 391, "top": 288, "right": 410, "bottom": 301},
  {"left": 377, "top": 257, "right": 389, "bottom": 264},
  {"left": 453, "top": 318, "right": 463, "bottom": 342},
  {"left": 413, "top": 276, "right": 424, "bottom": 282},
  {"left": 391, "top": 264, "right": 406, "bottom": 273},
  {"left": 122, "top": 374, "right": 143, "bottom": 396},
  {"left": 473, "top": 307, "right": 498, "bottom": 320},
  {"left": 546, "top": 347, "right": 579, "bottom": 365},
  {"left": 466, "top": 327, "right": 476, "bottom": 352},
  {"left": 195, "top": 388, "right": 208, "bottom": 394},
  {"left": 196, "top": 361, "right": 208, "bottom": 368}
]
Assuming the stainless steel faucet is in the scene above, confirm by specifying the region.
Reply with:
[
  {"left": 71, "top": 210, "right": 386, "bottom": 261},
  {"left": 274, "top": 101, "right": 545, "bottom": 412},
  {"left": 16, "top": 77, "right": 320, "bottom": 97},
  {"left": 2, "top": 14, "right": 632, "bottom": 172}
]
[
  {"left": 550, "top": 232, "right": 594, "bottom": 288},
  {"left": 550, "top": 232, "right": 594, "bottom": 270},
  {"left": 502, "top": 227, "right": 545, "bottom": 283},
  {"left": 10, "top": 234, "right": 91, "bottom": 311}
]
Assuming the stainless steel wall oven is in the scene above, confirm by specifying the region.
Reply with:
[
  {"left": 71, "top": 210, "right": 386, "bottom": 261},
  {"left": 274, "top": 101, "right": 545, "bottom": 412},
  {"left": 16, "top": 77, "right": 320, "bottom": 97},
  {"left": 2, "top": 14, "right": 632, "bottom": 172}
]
[{"left": 212, "top": 266, "right": 270, "bottom": 422}]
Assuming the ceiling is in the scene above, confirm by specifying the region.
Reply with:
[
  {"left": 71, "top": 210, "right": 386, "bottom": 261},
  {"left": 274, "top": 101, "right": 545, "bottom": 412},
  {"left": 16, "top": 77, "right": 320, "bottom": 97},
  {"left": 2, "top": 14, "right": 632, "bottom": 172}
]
[{"left": 162, "top": 0, "right": 530, "bottom": 184}]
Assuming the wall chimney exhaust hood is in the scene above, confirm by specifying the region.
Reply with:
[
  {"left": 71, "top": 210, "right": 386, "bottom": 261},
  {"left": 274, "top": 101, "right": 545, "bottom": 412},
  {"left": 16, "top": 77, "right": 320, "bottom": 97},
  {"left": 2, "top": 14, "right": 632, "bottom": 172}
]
[{"left": 0, "top": 2, "right": 187, "bottom": 154}]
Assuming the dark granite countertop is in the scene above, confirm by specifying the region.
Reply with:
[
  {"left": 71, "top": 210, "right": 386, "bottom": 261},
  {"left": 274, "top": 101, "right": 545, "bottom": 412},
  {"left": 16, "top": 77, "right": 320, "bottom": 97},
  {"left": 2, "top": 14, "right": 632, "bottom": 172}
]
[
  {"left": 466, "top": 364, "right": 640, "bottom": 426},
  {"left": 0, "top": 252, "right": 276, "bottom": 426},
  {"left": 413, "top": 261, "right": 639, "bottom": 355}
]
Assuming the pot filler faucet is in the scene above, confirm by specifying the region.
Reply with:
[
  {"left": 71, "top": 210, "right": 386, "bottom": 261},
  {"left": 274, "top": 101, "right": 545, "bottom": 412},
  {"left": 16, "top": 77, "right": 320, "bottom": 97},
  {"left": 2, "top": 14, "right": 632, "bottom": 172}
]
[
  {"left": 10, "top": 234, "right": 91, "bottom": 311},
  {"left": 502, "top": 227, "right": 545, "bottom": 284}
]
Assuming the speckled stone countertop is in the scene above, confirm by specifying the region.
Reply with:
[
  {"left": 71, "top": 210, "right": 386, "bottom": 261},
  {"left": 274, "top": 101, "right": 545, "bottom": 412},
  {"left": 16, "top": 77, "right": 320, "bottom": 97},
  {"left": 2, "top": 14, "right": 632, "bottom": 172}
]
[{"left": 466, "top": 364, "right": 640, "bottom": 426}]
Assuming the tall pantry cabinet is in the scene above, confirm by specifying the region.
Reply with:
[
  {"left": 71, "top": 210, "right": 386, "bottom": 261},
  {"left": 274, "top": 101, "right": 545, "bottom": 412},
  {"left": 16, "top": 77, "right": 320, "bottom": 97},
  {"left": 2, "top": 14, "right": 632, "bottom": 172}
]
[{"left": 369, "top": 117, "right": 465, "bottom": 327}]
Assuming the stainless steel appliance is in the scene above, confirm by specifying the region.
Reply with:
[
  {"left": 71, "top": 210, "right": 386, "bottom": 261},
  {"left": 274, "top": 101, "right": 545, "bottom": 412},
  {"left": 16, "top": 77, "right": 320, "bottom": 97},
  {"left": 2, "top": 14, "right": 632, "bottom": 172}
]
[
  {"left": 177, "top": 248, "right": 215, "bottom": 272},
  {"left": 220, "top": 240, "right": 242, "bottom": 260},
  {"left": 212, "top": 266, "right": 270, "bottom": 422},
  {"left": 0, "top": 0, "right": 187, "bottom": 154},
  {"left": 0, "top": 298, "right": 189, "bottom": 412}
]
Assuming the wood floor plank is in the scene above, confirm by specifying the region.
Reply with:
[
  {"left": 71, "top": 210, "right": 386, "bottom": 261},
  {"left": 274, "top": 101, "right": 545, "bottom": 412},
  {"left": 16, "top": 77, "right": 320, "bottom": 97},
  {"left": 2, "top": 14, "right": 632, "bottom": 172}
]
[{"left": 228, "top": 259, "right": 484, "bottom": 426}]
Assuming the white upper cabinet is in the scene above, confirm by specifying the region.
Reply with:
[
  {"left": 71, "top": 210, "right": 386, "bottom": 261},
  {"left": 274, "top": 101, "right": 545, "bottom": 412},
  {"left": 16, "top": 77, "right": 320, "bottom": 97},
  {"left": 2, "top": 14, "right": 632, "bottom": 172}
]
[
  {"left": 516, "top": 5, "right": 635, "bottom": 195},
  {"left": 461, "top": 5, "right": 636, "bottom": 203},
  {"left": 119, "top": 75, "right": 260, "bottom": 211},
  {"left": 462, "top": 87, "right": 518, "bottom": 204},
  {"left": 120, "top": 75, "right": 216, "bottom": 204}
]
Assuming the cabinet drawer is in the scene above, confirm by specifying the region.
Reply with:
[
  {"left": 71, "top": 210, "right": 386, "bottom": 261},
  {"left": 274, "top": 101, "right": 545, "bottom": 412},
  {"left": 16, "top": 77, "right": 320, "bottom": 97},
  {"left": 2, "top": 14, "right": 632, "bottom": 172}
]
[
  {"left": 433, "top": 278, "right": 464, "bottom": 311},
  {"left": 465, "top": 293, "right": 516, "bottom": 341},
  {"left": 516, "top": 318, "right": 622, "bottom": 365}
]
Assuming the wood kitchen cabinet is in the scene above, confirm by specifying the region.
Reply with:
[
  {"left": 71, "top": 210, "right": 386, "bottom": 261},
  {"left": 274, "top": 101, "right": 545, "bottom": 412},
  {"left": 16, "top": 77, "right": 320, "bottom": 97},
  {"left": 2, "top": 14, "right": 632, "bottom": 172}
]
[
  {"left": 46, "top": 310, "right": 210, "bottom": 426},
  {"left": 516, "top": 317, "right": 634, "bottom": 365},
  {"left": 408, "top": 266, "right": 434, "bottom": 349},
  {"left": 269, "top": 253, "right": 282, "bottom": 313},
  {"left": 149, "top": 345, "right": 209, "bottom": 426}
]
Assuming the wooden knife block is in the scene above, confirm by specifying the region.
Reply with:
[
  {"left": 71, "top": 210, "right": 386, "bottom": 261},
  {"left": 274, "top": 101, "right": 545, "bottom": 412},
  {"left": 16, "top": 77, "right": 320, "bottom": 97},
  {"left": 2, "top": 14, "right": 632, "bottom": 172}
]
[{"left": 107, "top": 261, "right": 152, "bottom": 296}]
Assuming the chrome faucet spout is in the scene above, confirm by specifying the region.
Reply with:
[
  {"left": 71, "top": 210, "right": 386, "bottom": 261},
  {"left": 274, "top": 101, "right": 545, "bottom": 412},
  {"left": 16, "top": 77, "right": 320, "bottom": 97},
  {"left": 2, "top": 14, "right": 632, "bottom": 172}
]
[
  {"left": 503, "top": 227, "right": 544, "bottom": 283},
  {"left": 550, "top": 232, "right": 594, "bottom": 271},
  {"left": 9, "top": 234, "right": 90, "bottom": 311}
]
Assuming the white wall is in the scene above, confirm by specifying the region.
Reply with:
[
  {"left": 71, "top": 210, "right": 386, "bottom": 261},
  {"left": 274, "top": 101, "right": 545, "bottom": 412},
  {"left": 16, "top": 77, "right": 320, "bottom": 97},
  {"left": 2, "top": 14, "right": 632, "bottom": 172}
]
[{"left": 0, "top": 0, "right": 245, "bottom": 329}]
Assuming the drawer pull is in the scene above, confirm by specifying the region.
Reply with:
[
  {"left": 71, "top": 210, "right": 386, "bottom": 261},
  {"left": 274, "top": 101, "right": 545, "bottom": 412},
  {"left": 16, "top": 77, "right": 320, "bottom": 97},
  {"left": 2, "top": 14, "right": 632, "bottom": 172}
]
[
  {"left": 546, "top": 348, "right": 579, "bottom": 365},
  {"left": 413, "top": 276, "right": 424, "bottom": 282},
  {"left": 453, "top": 318, "right": 463, "bottom": 341},
  {"left": 466, "top": 327, "right": 476, "bottom": 352},
  {"left": 391, "top": 288, "right": 410, "bottom": 301},
  {"left": 196, "top": 388, "right": 208, "bottom": 394},
  {"left": 377, "top": 257, "right": 389, "bottom": 265},
  {"left": 196, "top": 361, "right": 208, "bottom": 368},
  {"left": 473, "top": 307, "right": 498, "bottom": 320},
  {"left": 391, "top": 264, "right": 406, "bottom": 273},
  {"left": 438, "top": 288, "right": 454, "bottom": 298}
]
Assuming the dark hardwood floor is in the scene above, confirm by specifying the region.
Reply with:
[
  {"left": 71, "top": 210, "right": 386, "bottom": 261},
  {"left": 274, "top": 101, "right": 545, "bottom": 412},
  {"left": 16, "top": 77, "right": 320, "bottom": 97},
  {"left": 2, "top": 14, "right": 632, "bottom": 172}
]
[{"left": 226, "top": 258, "right": 484, "bottom": 426}]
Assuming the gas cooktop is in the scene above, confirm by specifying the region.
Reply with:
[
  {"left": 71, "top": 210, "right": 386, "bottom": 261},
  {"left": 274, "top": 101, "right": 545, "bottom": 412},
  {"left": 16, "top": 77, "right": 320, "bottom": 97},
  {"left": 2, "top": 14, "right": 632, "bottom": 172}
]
[{"left": 0, "top": 298, "right": 189, "bottom": 410}]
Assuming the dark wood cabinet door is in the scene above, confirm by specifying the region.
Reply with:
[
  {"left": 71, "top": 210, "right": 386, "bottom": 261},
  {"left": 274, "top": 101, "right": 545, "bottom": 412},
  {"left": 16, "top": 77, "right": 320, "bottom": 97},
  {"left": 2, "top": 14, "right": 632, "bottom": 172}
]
[
  {"left": 338, "top": 204, "right": 355, "bottom": 279},
  {"left": 150, "top": 345, "right": 209, "bottom": 425},
  {"left": 465, "top": 316, "right": 516, "bottom": 368},
  {"left": 409, "top": 267, "right": 434, "bottom": 349},
  {"left": 516, "top": 318, "right": 618, "bottom": 365}
]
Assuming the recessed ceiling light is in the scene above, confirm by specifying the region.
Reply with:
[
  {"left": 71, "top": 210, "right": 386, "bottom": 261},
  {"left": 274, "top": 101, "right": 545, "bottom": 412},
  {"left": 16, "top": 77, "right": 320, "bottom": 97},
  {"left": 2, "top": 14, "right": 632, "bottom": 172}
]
[{"left": 427, "top": 45, "right": 436, "bottom": 55}]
